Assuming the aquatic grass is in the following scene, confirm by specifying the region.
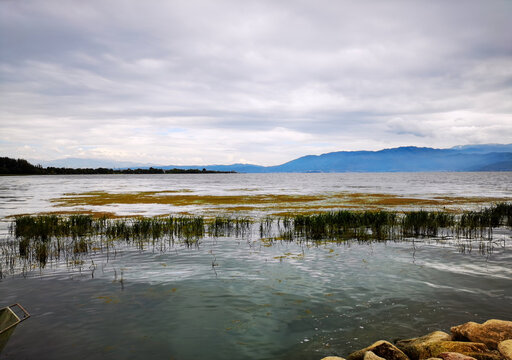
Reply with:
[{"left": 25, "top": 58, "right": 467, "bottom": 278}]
[
  {"left": 6, "top": 214, "right": 209, "bottom": 270},
  {"left": 456, "top": 202, "right": 512, "bottom": 238},
  {"left": 208, "top": 216, "right": 251, "bottom": 237},
  {"left": 2, "top": 202, "right": 511, "bottom": 273},
  {"left": 291, "top": 210, "right": 398, "bottom": 242},
  {"left": 402, "top": 211, "right": 456, "bottom": 238}
]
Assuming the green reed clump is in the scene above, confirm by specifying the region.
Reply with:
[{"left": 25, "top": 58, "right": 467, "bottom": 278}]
[
  {"left": 13, "top": 214, "right": 96, "bottom": 240},
  {"left": 169, "top": 216, "right": 204, "bottom": 245},
  {"left": 402, "top": 211, "right": 455, "bottom": 237},
  {"left": 68, "top": 214, "right": 94, "bottom": 238},
  {"left": 493, "top": 202, "right": 512, "bottom": 226},
  {"left": 14, "top": 215, "right": 60, "bottom": 241},
  {"left": 288, "top": 204, "right": 511, "bottom": 242},
  {"left": 208, "top": 216, "right": 251, "bottom": 237},
  {"left": 456, "top": 203, "right": 512, "bottom": 238},
  {"left": 4, "top": 202, "right": 511, "bottom": 272},
  {"left": 292, "top": 210, "right": 398, "bottom": 241}
]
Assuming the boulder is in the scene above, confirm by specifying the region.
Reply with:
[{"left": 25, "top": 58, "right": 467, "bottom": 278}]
[
  {"left": 451, "top": 320, "right": 512, "bottom": 350},
  {"left": 419, "top": 341, "right": 501, "bottom": 360},
  {"left": 438, "top": 353, "right": 477, "bottom": 360},
  {"left": 365, "top": 351, "right": 387, "bottom": 360},
  {"left": 347, "top": 340, "right": 410, "bottom": 360},
  {"left": 498, "top": 340, "right": 512, "bottom": 360},
  {"left": 396, "top": 331, "right": 452, "bottom": 360},
  {"left": 461, "top": 353, "right": 503, "bottom": 360},
  {"left": 423, "top": 341, "right": 487, "bottom": 355}
]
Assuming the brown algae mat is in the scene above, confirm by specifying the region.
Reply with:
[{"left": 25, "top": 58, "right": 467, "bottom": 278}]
[{"left": 48, "top": 190, "right": 512, "bottom": 216}]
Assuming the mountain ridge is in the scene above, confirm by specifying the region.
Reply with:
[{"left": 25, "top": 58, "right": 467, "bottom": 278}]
[{"left": 27, "top": 144, "right": 512, "bottom": 173}]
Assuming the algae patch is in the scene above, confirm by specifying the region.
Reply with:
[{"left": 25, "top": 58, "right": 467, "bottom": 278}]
[{"left": 49, "top": 190, "right": 511, "bottom": 216}]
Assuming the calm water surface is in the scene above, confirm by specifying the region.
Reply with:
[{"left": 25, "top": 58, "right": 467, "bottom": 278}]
[{"left": 1, "top": 173, "right": 511, "bottom": 360}]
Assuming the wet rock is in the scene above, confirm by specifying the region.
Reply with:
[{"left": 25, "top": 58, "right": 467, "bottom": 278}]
[
  {"left": 365, "top": 351, "right": 387, "bottom": 360},
  {"left": 451, "top": 320, "right": 512, "bottom": 350},
  {"left": 419, "top": 341, "right": 499, "bottom": 360},
  {"left": 396, "top": 331, "right": 452, "bottom": 360},
  {"left": 347, "top": 340, "right": 410, "bottom": 360},
  {"left": 498, "top": 340, "right": 512, "bottom": 360},
  {"left": 461, "top": 353, "right": 503, "bottom": 360},
  {"left": 438, "top": 352, "right": 477, "bottom": 360}
]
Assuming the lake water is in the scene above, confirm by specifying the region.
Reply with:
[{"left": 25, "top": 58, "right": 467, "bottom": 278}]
[{"left": 1, "top": 173, "right": 511, "bottom": 360}]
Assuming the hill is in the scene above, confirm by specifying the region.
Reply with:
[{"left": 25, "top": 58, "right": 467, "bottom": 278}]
[{"left": 13, "top": 143, "right": 512, "bottom": 173}]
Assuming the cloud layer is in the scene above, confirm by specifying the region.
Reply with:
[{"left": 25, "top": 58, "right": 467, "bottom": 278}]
[{"left": 1, "top": 0, "right": 511, "bottom": 165}]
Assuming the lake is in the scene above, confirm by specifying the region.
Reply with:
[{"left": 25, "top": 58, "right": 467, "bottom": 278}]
[{"left": 1, "top": 173, "right": 511, "bottom": 360}]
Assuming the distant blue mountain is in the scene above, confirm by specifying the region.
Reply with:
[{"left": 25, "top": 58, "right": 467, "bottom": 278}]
[
  {"left": 158, "top": 144, "right": 512, "bottom": 173},
  {"left": 262, "top": 146, "right": 512, "bottom": 172},
  {"left": 33, "top": 144, "right": 512, "bottom": 173}
]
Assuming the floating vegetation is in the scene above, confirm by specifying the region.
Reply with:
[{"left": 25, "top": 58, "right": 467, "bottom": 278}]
[
  {"left": 51, "top": 191, "right": 321, "bottom": 207},
  {"left": 1, "top": 203, "right": 511, "bottom": 276},
  {"left": 49, "top": 190, "right": 512, "bottom": 216}
]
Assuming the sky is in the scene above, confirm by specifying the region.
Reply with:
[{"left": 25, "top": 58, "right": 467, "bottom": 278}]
[{"left": 1, "top": 0, "right": 511, "bottom": 166}]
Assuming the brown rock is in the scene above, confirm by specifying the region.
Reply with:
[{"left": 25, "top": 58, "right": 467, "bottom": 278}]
[
  {"left": 424, "top": 341, "right": 487, "bottom": 355},
  {"left": 438, "top": 352, "right": 477, "bottom": 360},
  {"left": 463, "top": 352, "right": 503, "bottom": 360},
  {"left": 321, "top": 357, "right": 346, "bottom": 360},
  {"left": 421, "top": 341, "right": 500, "bottom": 360},
  {"left": 498, "top": 340, "right": 512, "bottom": 360},
  {"left": 347, "top": 340, "right": 410, "bottom": 360},
  {"left": 451, "top": 320, "right": 512, "bottom": 350},
  {"left": 396, "top": 331, "right": 452, "bottom": 360},
  {"left": 365, "top": 351, "right": 387, "bottom": 360}
]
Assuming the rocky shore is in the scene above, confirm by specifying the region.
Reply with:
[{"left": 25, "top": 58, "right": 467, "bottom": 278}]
[{"left": 322, "top": 320, "right": 512, "bottom": 360}]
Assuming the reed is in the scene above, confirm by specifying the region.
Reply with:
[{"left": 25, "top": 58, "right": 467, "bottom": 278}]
[
  {"left": 291, "top": 210, "right": 398, "bottom": 241},
  {"left": 2, "top": 202, "right": 511, "bottom": 272},
  {"left": 401, "top": 211, "right": 455, "bottom": 237},
  {"left": 208, "top": 216, "right": 251, "bottom": 237}
]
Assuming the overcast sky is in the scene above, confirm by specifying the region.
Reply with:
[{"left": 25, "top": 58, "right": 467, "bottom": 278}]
[{"left": 1, "top": 0, "right": 511, "bottom": 165}]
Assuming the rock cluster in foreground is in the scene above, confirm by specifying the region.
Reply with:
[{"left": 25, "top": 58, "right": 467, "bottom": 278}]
[{"left": 322, "top": 320, "right": 512, "bottom": 360}]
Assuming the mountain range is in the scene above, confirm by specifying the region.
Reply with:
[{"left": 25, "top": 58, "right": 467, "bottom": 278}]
[{"left": 33, "top": 144, "right": 512, "bottom": 173}]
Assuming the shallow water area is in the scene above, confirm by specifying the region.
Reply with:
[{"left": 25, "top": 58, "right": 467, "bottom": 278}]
[{"left": 1, "top": 173, "right": 511, "bottom": 359}]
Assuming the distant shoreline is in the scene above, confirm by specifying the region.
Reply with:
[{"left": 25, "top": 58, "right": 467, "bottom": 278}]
[{"left": 0, "top": 157, "right": 236, "bottom": 175}]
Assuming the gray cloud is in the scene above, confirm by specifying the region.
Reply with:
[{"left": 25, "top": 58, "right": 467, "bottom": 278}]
[{"left": 1, "top": 0, "right": 511, "bottom": 165}]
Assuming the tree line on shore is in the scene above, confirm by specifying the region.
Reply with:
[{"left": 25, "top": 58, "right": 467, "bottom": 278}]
[{"left": 0, "top": 157, "right": 235, "bottom": 175}]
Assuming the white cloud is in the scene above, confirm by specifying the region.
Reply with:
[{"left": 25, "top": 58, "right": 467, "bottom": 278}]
[{"left": 1, "top": 0, "right": 511, "bottom": 165}]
